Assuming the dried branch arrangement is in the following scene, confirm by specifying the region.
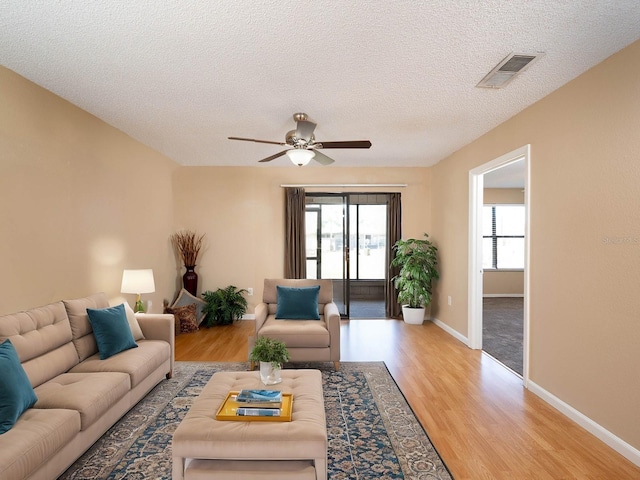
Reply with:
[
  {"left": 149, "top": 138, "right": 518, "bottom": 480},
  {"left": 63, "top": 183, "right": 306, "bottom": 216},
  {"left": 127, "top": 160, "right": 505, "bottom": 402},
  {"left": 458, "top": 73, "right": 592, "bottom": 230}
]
[{"left": 171, "top": 230, "right": 205, "bottom": 266}]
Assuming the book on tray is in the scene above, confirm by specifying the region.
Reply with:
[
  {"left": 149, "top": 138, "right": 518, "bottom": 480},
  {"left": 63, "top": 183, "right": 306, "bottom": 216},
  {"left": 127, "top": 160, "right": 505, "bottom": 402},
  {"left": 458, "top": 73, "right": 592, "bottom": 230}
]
[
  {"left": 215, "top": 391, "right": 293, "bottom": 421},
  {"left": 236, "top": 389, "right": 282, "bottom": 402},
  {"left": 236, "top": 407, "right": 281, "bottom": 417},
  {"left": 235, "top": 389, "right": 282, "bottom": 408}
]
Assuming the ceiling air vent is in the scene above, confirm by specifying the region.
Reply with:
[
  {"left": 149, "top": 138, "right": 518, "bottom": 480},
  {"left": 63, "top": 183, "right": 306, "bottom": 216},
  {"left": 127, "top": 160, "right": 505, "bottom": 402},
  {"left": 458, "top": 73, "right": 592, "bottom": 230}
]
[{"left": 477, "top": 52, "right": 544, "bottom": 89}]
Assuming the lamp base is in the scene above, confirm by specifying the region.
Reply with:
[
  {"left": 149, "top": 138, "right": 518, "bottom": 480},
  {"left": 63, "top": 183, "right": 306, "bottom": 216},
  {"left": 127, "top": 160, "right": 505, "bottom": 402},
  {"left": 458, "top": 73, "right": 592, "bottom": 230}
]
[{"left": 134, "top": 295, "right": 146, "bottom": 313}]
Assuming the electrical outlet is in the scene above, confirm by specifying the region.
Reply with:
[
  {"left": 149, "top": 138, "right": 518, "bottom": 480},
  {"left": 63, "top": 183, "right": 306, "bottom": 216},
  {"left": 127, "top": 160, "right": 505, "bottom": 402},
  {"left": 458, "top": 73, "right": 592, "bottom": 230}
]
[
  {"left": 247, "top": 288, "right": 253, "bottom": 296},
  {"left": 447, "top": 296, "right": 452, "bottom": 306}
]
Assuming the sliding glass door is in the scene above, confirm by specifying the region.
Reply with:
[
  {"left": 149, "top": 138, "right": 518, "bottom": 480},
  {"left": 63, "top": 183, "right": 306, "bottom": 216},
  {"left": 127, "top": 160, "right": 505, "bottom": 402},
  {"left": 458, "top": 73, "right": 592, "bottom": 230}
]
[
  {"left": 305, "top": 194, "right": 349, "bottom": 315},
  {"left": 306, "top": 193, "right": 388, "bottom": 318}
]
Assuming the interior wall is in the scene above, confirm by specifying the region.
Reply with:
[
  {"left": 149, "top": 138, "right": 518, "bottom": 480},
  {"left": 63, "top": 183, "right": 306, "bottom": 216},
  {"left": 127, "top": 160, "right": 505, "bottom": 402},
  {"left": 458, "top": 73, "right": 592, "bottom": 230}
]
[
  {"left": 483, "top": 187, "right": 524, "bottom": 204},
  {"left": 0, "top": 66, "right": 179, "bottom": 315},
  {"left": 430, "top": 40, "right": 640, "bottom": 449},
  {"left": 483, "top": 188, "right": 525, "bottom": 295},
  {"left": 172, "top": 167, "right": 431, "bottom": 310},
  {"left": 483, "top": 271, "right": 524, "bottom": 296}
]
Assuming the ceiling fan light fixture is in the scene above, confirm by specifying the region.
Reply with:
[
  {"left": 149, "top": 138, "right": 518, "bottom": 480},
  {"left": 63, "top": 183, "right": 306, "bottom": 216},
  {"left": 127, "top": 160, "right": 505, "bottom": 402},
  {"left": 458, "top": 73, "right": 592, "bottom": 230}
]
[
  {"left": 286, "top": 149, "right": 315, "bottom": 166},
  {"left": 228, "top": 112, "right": 370, "bottom": 165}
]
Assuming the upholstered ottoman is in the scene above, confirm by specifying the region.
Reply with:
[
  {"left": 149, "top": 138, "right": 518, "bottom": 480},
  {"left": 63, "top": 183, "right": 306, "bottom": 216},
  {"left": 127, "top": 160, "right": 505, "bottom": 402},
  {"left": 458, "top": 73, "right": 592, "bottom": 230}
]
[{"left": 172, "top": 370, "right": 327, "bottom": 480}]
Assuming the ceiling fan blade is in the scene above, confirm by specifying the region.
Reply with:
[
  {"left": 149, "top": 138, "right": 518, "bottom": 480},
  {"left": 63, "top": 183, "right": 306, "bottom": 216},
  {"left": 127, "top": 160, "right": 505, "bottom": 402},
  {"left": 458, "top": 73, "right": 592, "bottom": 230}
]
[
  {"left": 229, "top": 136, "right": 287, "bottom": 146},
  {"left": 295, "top": 120, "right": 316, "bottom": 141},
  {"left": 315, "top": 140, "right": 372, "bottom": 149},
  {"left": 258, "top": 150, "right": 288, "bottom": 163},
  {"left": 311, "top": 149, "right": 335, "bottom": 166}
]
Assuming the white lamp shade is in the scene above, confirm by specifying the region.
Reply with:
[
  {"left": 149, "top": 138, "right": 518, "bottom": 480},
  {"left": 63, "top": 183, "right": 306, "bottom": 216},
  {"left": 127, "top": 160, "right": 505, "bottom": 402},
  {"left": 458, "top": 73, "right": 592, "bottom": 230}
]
[
  {"left": 121, "top": 269, "right": 155, "bottom": 294},
  {"left": 286, "top": 149, "right": 315, "bottom": 166}
]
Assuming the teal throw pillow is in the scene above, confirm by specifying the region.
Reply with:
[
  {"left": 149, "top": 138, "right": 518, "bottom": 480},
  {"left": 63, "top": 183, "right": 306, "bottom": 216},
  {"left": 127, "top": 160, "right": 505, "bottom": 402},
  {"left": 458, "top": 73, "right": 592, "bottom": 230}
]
[
  {"left": 0, "top": 339, "right": 38, "bottom": 434},
  {"left": 275, "top": 285, "right": 321, "bottom": 320},
  {"left": 87, "top": 304, "right": 138, "bottom": 360}
]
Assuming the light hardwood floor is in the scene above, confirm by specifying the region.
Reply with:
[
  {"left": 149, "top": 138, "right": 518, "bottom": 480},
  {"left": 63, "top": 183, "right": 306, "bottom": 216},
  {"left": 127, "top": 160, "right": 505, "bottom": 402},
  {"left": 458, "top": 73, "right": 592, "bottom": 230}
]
[{"left": 175, "top": 319, "right": 640, "bottom": 479}]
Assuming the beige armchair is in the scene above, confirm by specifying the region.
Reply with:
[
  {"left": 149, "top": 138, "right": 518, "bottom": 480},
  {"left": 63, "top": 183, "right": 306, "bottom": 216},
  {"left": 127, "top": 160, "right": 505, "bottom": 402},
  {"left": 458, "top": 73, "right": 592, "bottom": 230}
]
[{"left": 248, "top": 279, "right": 341, "bottom": 371}]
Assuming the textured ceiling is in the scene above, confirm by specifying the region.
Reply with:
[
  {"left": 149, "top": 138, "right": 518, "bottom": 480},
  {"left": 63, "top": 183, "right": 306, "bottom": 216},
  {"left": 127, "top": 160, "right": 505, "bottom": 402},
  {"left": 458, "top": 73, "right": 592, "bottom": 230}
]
[
  {"left": 2, "top": 1, "right": 640, "bottom": 168},
  {"left": 484, "top": 159, "right": 526, "bottom": 189}
]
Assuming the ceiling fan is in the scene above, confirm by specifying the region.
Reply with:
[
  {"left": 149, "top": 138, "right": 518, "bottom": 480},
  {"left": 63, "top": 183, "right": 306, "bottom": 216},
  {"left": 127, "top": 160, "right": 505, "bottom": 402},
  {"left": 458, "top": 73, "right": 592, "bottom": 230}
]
[{"left": 228, "top": 113, "right": 372, "bottom": 166}]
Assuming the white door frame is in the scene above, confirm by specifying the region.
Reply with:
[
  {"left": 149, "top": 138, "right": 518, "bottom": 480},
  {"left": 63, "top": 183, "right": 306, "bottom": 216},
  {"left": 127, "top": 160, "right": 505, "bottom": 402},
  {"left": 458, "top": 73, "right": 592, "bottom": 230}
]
[{"left": 468, "top": 145, "right": 531, "bottom": 385}]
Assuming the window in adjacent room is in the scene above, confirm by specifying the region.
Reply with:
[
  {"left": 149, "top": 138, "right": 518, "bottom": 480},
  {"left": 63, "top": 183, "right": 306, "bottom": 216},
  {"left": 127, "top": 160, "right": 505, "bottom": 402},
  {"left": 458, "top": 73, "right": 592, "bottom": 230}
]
[{"left": 482, "top": 204, "right": 525, "bottom": 269}]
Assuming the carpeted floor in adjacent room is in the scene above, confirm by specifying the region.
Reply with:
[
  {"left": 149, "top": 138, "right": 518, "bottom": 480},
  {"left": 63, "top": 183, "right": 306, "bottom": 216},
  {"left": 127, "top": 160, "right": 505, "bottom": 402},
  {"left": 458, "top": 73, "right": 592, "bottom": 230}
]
[{"left": 482, "top": 297, "right": 524, "bottom": 375}]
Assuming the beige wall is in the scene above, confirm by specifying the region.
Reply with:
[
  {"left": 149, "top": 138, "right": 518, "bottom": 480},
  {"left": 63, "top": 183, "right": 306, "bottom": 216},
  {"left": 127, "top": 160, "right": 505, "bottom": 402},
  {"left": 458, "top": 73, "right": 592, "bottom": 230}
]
[
  {"left": 483, "top": 271, "right": 524, "bottom": 296},
  {"left": 172, "top": 167, "right": 432, "bottom": 310},
  {"left": 431, "top": 40, "right": 640, "bottom": 448},
  {"left": 484, "top": 187, "right": 524, "bottom": 204},
  {"left": 483, "top": 188, "right": 525, "bottom": 294},
  {"left": 0, "top": 66, "right": 179, "bottom": 315},
  {"left": 0, "top": 64, "right": 433, "bottom": 316}
]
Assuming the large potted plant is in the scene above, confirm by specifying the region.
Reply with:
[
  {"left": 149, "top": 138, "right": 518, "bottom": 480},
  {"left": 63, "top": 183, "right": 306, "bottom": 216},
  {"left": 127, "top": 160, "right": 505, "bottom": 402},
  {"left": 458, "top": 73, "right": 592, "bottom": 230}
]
[
  {"left": 249, "top": 336, "right": 290, "bottom": 385},
  {"left": 391, "top": 233, "right": 439, "bottom": 324},
  {"left": 201, "top": 285, "right": 248, "bottom": 327}
]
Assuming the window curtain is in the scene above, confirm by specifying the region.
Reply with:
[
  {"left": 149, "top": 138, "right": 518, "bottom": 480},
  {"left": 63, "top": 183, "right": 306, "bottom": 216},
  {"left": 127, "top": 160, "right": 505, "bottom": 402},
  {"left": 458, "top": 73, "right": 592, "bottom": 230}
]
[
  {"left": 385, "top": 193, "right": 402, "bottom": 318},
  {"left": 284, "top": 187, "right": 306, "bottom": 279}
]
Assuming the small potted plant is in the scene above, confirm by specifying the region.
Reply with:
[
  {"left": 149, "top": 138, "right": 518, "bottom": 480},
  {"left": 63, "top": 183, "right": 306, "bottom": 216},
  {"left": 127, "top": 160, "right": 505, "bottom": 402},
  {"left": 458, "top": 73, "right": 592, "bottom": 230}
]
[
  {"left": 250, "top": 336, "right": 290, "bottom": 385},
  {"left": 201, "top": 285, "right": 248, "bottom": 327},
  {"left": 391, "top": 233, "right": 439, "bottom": 324}
]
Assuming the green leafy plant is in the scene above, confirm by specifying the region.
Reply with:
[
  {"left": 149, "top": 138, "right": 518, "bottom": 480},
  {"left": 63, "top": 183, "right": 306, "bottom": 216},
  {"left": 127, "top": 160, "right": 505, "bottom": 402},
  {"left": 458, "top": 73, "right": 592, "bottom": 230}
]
[
  {"left": 249, "top": 336, "right": 290, "bottom": 367},
  {"left": 391, "top": 233, "right": 439, "bottom": 308},
  {"left": 201, "top": 285, "right": 248, "bottom": 327}
]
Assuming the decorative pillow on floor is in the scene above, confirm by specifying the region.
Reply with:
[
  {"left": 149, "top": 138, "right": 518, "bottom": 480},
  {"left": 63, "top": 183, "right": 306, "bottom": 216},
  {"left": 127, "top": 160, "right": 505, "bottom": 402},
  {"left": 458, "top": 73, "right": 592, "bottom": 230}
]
[
  {"left": 171, "top": 288, "right": 207, "bottom": 325},
  {"left": 0, "top": 339, "right": 38, "bottom": 434},
  {"left": 86, "top": 304, "right": 138, "bottom": 360},
  {"left": 166, "top": 303, "right": 199, "bottom": 333},
  {"left": 275, "top": 285, "right": 321, "bottom": 320}
]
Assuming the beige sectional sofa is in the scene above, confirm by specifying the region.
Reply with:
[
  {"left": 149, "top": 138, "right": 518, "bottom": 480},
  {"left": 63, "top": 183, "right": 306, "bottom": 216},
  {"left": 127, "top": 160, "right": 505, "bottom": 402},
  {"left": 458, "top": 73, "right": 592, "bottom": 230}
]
[{"left": 0, "top": 292, "right": 175, "bottom": 480}]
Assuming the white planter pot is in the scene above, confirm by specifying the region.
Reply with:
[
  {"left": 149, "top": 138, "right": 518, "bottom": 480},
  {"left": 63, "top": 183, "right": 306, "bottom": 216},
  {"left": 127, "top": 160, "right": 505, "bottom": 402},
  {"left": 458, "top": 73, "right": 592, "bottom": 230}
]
[
  {"left": 259, "top": 361, "right": 282, "bottom": 385},
  {"left": 402, "top": 305, "right": 426, "bottom": 325}
]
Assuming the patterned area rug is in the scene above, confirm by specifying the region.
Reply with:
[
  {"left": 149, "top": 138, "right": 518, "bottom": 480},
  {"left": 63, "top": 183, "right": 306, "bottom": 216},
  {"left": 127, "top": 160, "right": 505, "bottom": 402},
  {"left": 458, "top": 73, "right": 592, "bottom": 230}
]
[{"left": 60, "top": 362, "right": 452, "bottom": 480}]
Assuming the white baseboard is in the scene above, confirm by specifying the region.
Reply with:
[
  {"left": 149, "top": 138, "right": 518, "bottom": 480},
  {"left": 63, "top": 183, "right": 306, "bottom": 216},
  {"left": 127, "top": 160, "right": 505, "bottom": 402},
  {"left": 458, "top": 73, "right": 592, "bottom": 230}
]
[
  {"left": 483, "top": 293, "right": 524, "bottom": 298},
  {"left": 429, "top": 317, "right": 469, "bottom": 347},
  {"left": 429, "top": 316, "right": 640, "bottom": 467},
  {"left": 527, "top": 381, "right": 640, "bottom": 467},
  {"left": 240, "top": 314, "right": 255, "bottom": 320}
]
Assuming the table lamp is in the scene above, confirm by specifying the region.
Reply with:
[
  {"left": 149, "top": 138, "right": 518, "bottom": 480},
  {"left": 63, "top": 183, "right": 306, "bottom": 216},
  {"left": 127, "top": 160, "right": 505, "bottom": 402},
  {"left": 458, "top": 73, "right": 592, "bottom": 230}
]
[{"left": 121, "top": 269, "right": 155, "bottom": 313}]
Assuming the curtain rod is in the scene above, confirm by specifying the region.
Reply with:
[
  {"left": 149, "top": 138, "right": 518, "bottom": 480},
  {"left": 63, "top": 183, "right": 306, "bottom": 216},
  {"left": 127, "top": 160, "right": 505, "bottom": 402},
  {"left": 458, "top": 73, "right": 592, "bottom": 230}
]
[{"left": 280, "top": 183, "right": 407, "bottom": 188}]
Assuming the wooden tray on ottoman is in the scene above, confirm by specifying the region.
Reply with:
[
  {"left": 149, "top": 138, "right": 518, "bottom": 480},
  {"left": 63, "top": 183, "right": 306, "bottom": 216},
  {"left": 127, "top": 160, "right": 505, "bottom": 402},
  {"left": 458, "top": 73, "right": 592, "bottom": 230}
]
[{"left": 215, "top": 391, "right": 293, "bottom": 422}]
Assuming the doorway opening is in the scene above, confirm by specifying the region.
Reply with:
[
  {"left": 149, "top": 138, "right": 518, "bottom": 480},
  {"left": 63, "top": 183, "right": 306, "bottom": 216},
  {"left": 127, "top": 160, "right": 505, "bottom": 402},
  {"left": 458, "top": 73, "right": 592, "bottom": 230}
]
[
  {"left": 482, "top": 201, "right": 525, "bottom": 375},
  {"left": 305, "top": 193, "right": 389, "bottom": 318},
  {"left": 469, "top": 145, "right": 530, "bottom": 384}
]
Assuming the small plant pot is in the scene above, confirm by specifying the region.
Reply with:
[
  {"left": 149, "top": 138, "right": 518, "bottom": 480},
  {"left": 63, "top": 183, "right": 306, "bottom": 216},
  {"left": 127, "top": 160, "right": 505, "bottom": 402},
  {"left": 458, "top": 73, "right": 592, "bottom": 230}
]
[
  {"left": 259, "top": 361, "right": 282, "bottom": 385},
  {"left": 402, "top": 305, "right": 426, "bottom": 325}
]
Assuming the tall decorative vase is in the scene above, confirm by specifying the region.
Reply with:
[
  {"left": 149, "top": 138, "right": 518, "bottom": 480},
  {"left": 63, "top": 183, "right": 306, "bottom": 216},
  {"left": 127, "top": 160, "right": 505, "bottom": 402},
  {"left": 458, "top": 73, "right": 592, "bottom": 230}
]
[{"left": 183, "top": 265, "right": 198, "bottom": 296}]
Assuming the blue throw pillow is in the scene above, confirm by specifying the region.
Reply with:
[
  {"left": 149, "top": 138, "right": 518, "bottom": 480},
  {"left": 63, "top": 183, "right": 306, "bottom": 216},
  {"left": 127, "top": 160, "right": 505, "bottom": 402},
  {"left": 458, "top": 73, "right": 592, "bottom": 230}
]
[
  {"left": 275, "top": 285, "right": 321, "bottom": 320},
  {"left": 87, "top": 304, "right": 138, "bottom": 360},
  {"left": 0, "top": 339, "right": 38, "bottom": 434}
]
